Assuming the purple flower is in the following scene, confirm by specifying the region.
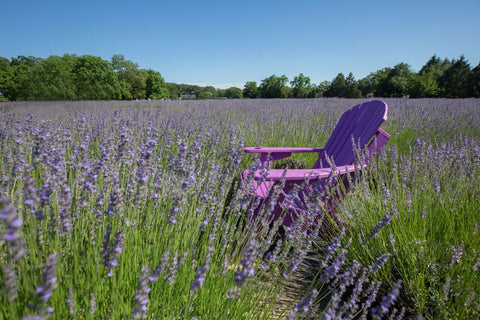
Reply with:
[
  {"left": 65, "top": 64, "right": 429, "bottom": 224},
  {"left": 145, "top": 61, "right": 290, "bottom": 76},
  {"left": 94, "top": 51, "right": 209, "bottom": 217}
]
[
  {"left": 35, "top": 253, "right": 59, "bottom": 303},
  {"left": 191, "top": 266, "right": 209, "bottom": 292},
  {"left": 3, "top": 264, "right": 19, "bottom": 302},
  {"left": 227, "top": 240, "right": 259, "bottom": 297},
  {"left": 293, "top": 288, "right": 318, "bottom": 314},
  {"left": 190, "top": 233, "right": 215, "bottom": 294},
  {"left": 370, "top": 280, "right": 402, "bottom": 319},
  {"left": 0, "top": 197, "right": 26, "bottom": 261},
  {"left": 133, "top": 266, "right": 151, "bottom": 319},
  {"left": 367, "top": 213, "right": 393, "bottom": 239},
  {"left": 168, "top": 206, "right": 178, "bottom": 225},
  {"left": 369, "top": 254, "right": 390, "bottom": 274},
  {"left": 102, "top": 226, "right": 125, "bottom": 277},
  {"left": 149, "top": 250, "right": 170, "bottom": 282}
]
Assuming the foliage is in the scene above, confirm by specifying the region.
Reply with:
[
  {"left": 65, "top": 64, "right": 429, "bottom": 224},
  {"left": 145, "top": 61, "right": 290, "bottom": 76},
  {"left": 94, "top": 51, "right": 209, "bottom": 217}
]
[
  {"left": 73, "top": 55, "right": 123, "bottom": 100},
  {"left": 259, "top": 74, "right": 289, "bottom": 98},
  {"left": 243, "top": 81, "right": 260, "bottom": 99},
  {"left": 469, "top": 62, "right": 480, "bottom": 97},
  {"left": 0, "top": 54, "right": 479, "bottom": 100},
  {"left": 439, "top": 55, "right": 472, "bottom": 98},
  {"left": 20, "top": 55, "right": 77, "bottom": 101},
  {"left": 0, "top": 54, "right": 170, "bottom": 101},
  {"left": 0, "top": 57, "right": 14, "bottom": 101},
  {"left": 224, "top": 87, "right": 243, "bottom": 99},
  {"left": 290, "top": 73, "right": 317, "bottom": 98},
  {"left": 165, "top": 83, "right": 180, "bottom": 100},
  {"left": 145, "top": 69, "right": 170, "bottom": 100},
  {"left": 408, "top": 72, "right": 439, "bottom": 98}
]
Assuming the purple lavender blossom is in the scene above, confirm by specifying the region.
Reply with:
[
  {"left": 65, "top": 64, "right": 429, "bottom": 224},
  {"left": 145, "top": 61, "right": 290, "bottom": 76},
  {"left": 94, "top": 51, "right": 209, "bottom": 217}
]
[
  {"left": 0, "top": 197, "right": 26, "bottom": 261},
  {"left": 133, "top": 266, "right": 151, "bottom": 319},
  {"left": 367, "top": 213, "right": 393, "bottom": 239},
  {"left": 369, "top": 254, "right": 390, "bottom": 274},
  {"left": 35, "top": 253, "right": 58, "bottom": 303},
  {"left": 370, "top": 280, "right": 402, "bottom": 319},
  {"left": 449, "top": 242, "right": 464, "bottom": 266},
  {"left": 149, "top": 250, "right": 170, "bottom": 282},
  {"left": 227, "top": 239, "right": 259, "bottom": 298},
  {"left": 3, "top": 264, "right": 19, "bottom": 302},
  {"left": 163, "top": 252, "right": 188, "bottom": 286},
  {"left": 102, "top": 226, "right": 125, "bottom": 277},
  {"left": 190, "top": 233, "right": 215, "bottom": 294},
  {"left": 287, "top": 288, "right": 318, "bottom": 319}
]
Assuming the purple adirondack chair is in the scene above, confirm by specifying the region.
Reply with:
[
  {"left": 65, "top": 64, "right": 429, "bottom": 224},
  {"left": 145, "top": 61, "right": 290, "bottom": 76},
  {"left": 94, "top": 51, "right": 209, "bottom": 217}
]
[{"left": 241, "top": 100, "right": 391, "bottom": 237}]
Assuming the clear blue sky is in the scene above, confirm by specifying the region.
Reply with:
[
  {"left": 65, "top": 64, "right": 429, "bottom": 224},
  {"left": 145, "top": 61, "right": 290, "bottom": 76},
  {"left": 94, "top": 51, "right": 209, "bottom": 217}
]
[{"left": 2, "top": 0, "right": 479, "bottom": 88}]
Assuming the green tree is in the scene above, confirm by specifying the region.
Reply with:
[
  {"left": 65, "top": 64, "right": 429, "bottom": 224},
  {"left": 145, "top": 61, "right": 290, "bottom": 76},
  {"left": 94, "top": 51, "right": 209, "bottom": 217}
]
[
  {"left": 324, "top": 73, "right": 346, "bottom": 97},
  {"left": 374, "top": 63, "right": 413, "bottom": 97},
  {"left": 291, "top": 73, "right": 315, "bottom": 98},
  {"left": 408, "top": 72, "right": 439, "bottom": 98},
  {"left": 0, "top": 57, "right": 14, "bottom": 101},
  {"left": 439, "top": 55, "right": 471, "bottom": 98},
  {"left": 145, "top": 69, "right": 169, "bottom": 100},
  {"left": 22, "top": 55, "right": 77, "bottom": 100},
  {"left": 315, "top": 81, "right": 331, "bottom": 97},
  {"left": 468, "top": 62, "right": 480, "bottom": 97},
  {"left": 198, "top": 86, "right": 217, "bottom": 99},
  {"left": 8, "top": 56, "right": 43, "bottom": 100},
  {"left": 389, "top": 63, "right": 413, "bottom": 97},
  {"left": 371, "top": 68, "right": 391, "bottom": 97},
  {"left": 357, "top": 73, "right": 378, "bottom": 97},
  {"left": 165, "top": 83, "right": 179, "bottom": 100},
  {"left": 110, "top": 54, "right": 146, "bottom": 99},
  {"left": 344, "top": 72, "right": 362, "bottom": 98},
  {"left": 259, "top": 75, "right": 288, "bottom": 98},
  {"left": 419, "top": 55, "right": 451, "bottom": 81},
  {"left": 177, "top": 84, "right": 197, "bottom": 99},
  {"left": 73, "top": 55, "right": 122, "bottom": 100},
  {"left": 224, "top": 87, "right": 243, "bottom": 99},
  {"left": 243, "top": 81, "right": 260, "bottom": 98}
]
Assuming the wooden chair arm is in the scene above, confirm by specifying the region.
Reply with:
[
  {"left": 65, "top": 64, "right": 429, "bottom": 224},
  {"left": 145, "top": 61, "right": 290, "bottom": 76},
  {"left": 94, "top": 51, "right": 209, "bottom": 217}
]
[
  {"left": 244, "top": 147, "right": 324, "bottom": 162},
  {"left": 254, "top": 164, "right": 363, "bottom": 181}
]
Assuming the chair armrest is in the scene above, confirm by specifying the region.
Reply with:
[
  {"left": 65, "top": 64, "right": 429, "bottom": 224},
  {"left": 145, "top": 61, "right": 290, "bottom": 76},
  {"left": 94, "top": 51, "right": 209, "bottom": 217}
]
[
  {"left": 254, "top": 164, "right": 363, "bottom": 181},
  {"left": 244, "top": 147, "right": 324, "bottom": 162},
  {"left": 244, "top": 147, "right": 323, "bottom": 154}
]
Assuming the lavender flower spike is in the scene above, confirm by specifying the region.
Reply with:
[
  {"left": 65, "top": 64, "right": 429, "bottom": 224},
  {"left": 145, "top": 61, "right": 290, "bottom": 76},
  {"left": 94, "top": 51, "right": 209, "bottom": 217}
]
[
  {"left": 133, "top": 266, "right": 151, "bottom": 319},
  {"left": 371, "top": 279, "right": 402, "bottom": 319},
  {"left": 35, "top": 253, "right": 59, "bottom": 303}
]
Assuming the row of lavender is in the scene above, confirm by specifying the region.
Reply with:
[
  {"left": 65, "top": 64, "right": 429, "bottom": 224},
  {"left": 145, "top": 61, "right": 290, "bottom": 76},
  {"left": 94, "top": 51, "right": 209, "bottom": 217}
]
[{"left": 1, "top": 98, "right": 479, "bottom": 319}]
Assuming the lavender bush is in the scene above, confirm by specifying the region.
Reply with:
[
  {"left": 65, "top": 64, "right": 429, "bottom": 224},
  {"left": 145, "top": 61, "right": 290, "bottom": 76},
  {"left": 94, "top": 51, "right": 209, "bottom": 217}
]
[{"left": 0, "top": 98, "right": 479, "bottom": 319}]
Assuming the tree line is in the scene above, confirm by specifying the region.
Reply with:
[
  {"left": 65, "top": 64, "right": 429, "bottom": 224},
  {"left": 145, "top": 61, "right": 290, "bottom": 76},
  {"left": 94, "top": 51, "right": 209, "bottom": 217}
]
[
  {"left": 0, "top": 54, "right": 479, "bottom": 101},
  {"left": 243, "top": 55, "right": 480, "bottom": 99},
  {"left": 0, "top": 54, "right": 170, "bottom": 101}
]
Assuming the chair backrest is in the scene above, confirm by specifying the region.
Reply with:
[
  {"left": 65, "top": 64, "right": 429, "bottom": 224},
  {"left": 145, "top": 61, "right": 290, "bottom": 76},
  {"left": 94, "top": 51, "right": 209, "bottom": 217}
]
[{"left": 314, "top": 100, "right": 388, "bottom": 168}]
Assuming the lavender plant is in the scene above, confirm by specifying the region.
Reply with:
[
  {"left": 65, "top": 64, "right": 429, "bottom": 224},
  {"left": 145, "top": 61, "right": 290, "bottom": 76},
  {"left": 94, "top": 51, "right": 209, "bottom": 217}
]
[{"left": 0, "top": 98, "right": 479, "bottom": 319}]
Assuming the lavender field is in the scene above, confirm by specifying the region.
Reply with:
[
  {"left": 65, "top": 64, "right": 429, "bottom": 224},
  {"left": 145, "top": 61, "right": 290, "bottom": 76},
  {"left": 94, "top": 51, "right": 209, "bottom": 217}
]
[{"left": 1, "top": 98, "right": 479, "bottom": 319}]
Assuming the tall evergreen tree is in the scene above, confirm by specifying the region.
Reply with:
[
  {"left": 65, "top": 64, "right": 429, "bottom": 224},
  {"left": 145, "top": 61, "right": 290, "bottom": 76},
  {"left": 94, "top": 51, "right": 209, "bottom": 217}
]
[
  {"left": 439, "top": 55, "right": 471, "bottom": 98},
  {"left": 324, "top": 73, "right": 346, "bottom": 97},
  {"left": 467, "top": 62, "right": 480, "bottom": 98},
  {"left": 344, "top": 72, "right": 362, "bottom": 98}
]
